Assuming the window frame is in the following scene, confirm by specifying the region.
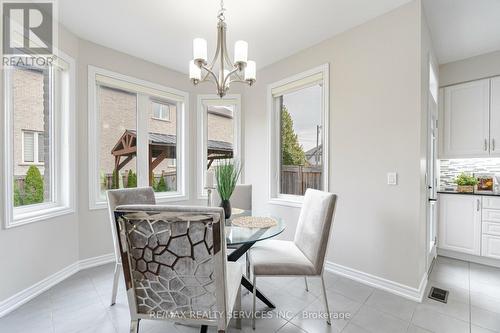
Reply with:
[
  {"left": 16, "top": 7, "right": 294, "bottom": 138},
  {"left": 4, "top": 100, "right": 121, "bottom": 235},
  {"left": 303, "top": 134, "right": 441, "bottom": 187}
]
[
  {"left": 152, "top": 101, "right": 171, "bottom": 122},
  {"left": 21, "top": 130, "right": 44, "bottom": 165},
  {"left": 196, "top": 94, "right": 242, "bottom": 200},
  {"left": 88, "top": 66, "right": 189, "bottom": 210},
  {"left": 2, "top": 52, "right": 76, "bottom": 228},
  {"left": 267, "top": 64, "right": 329, "bottom": 207}
]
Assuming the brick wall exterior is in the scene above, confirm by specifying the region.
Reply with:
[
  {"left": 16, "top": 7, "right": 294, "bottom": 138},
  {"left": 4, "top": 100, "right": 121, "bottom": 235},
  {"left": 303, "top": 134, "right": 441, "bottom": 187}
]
[{"left": 12, "top": 67, "right": 46, "bottom": 177}]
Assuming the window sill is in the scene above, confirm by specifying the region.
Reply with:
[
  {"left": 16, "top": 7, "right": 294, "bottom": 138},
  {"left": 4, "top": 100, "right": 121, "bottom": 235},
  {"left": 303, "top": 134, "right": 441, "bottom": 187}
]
[
  {"left": 268, "top": 197, "right": 303, "bottom": 208},
  {"left": 19, "top": 162, "right": 44, "bottom": 166},
  {"left": 151, "top": 117, "right": 171, "bottom": 122},
  {"left": 7, "top": 205, "right": 75, "bottom": 229}
]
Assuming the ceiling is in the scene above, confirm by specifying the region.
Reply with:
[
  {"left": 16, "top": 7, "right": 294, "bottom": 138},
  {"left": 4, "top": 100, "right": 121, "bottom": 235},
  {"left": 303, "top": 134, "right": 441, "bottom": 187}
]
[
  {"left": 58, "top": 0, "right": 412, "bottom": 73},
  {"left": 424, "top": 0, "right": 500, "bottom": 64}
]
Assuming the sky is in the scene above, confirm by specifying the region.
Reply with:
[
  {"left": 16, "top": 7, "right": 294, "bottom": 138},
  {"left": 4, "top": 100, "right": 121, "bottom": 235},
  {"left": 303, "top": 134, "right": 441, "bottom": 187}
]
[{"left": 282, "top": 84, "right": 322, "bottom": 151}]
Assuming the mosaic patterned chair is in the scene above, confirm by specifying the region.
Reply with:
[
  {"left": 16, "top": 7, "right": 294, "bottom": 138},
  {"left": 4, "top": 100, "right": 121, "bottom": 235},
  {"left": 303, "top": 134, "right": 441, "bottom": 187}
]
[
  {"left": 106, "top": 187, "right": 156, "bottom": 306},
  {"left": 248, "top": 189, "right": 337, "bottom": 329},
  {"left": 114, "top": 205, "right": 242, "bottom": 333}
]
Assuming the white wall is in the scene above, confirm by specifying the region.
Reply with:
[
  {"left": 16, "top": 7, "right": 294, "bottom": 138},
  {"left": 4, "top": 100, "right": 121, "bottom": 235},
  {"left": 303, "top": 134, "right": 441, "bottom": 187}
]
[
  {"left": 244, "top": 0, "right": 428, "bottom": 289},
  {"left": 439, "top": 49, "right": 500, "bottom": 87}
]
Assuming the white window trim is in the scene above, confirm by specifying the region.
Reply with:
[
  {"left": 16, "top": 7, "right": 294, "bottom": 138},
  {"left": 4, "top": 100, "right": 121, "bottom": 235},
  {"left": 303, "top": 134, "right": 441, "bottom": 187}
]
[
  {"left": 152, "top": 102, "right": 171, "bottom": 122},
  {"left": 196, "top": 94, "right": 242, "bottom": 200},
  {"left": 2, "top": 51, "right": 76, "bottom": 228},
  {"left": 267, "top": 64, "right": 329, "bottom": 207},
  {"left": 21, "top": 130, "right": 44, "bottom": 164},
  {"left": 88, "top": 66, "right": 189, "bottom": 210}
]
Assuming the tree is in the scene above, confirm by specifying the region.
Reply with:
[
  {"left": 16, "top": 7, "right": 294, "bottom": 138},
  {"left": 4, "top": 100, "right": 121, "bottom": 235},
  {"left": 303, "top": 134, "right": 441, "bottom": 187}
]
[
  {"left": 23, "top": 166, "right": 44, "bottom": 204},
  {"left": 111, "top": 169, "right": 119, "bottom": 189},
  {"left": 281, "top": 106, "right": 306, "bottom": 165},
  {"left": 126, "top": 170, "right": 137, "bottom": 188},
  {"left": 13, "top": 180, "right": 22, "bottom": 206},
  {"left": 155, "top": 175, "right": 169, "bottom": 192}
]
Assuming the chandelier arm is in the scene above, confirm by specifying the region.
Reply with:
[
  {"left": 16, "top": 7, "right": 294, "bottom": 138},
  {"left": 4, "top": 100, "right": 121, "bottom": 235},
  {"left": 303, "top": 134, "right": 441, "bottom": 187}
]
[
  {"left": 230, "top": 79, "right": 254, "bottom": 85},
  {"left": 201, "top": 65, "right": 222, "bottom": 89},
  {"left": 222, "top": 66, "right": 240, "bottom": 88}
]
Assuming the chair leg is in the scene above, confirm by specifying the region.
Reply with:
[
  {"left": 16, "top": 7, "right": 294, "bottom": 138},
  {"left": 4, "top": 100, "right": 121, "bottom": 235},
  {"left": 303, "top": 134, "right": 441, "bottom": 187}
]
[
  {"left": 110, "top": 263, "right": 121, "bottom": 306},
  {"left": 321, "top": 275, "right": 331, "bottom": 325},
  {"left": 130, "top": 319, "right": 139, "bottom": 333},
  {"left": 245, "top": 253, "right": 251, "bottom": 295},
  {"left": 252, "top": 274, "right": 257, "bottom": 330},
  {"left": 304, "top": 277, "right": 309, "bottom": 292},
  {"left": 235, "top": 285, "right": 242, "bottom": 329}
]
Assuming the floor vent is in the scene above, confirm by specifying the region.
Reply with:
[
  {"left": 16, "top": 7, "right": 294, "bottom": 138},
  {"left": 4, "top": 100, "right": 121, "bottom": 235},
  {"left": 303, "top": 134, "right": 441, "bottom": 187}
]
[{"left": 428, "top": 287, "right": 449, "bottom": 303}]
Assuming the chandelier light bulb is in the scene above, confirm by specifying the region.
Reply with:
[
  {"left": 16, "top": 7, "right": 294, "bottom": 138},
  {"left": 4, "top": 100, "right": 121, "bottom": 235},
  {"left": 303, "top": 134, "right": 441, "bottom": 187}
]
[
  {"left": 193, "top": 38, "right": 208, "bottom": 63},
  {"left": 245, "top": 60, "right": 256, "bottom": 81},
  {"left": 234, "top": 40, "right": 248, "bottom": 65},
  {"left": 189, "top": 60, "right": 201, "bottom": 81}
]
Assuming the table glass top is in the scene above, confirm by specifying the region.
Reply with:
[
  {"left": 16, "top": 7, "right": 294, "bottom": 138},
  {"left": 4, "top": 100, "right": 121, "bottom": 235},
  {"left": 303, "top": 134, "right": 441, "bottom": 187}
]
[{"left": 225, "top": 210, "right": 286, "bottom": 246}]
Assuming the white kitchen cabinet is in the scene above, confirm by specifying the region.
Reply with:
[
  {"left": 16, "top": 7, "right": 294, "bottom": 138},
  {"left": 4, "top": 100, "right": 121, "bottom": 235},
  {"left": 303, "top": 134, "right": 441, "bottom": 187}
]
[
  {"left": 490, "top": 77, "right": 500, "bottom": 157},
  {"left": 482, "top": 235, "right": 500, "bottom": 260},
  {"left": 441, "top": 79, "right": 490, "bottom": 158},
  {"left": 439, "top": 194, "right": 481, "bottom": 255}
]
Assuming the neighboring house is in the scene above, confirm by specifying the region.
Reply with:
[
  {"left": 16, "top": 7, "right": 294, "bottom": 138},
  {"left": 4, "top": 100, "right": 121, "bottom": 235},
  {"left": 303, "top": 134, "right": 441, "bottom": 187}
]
[
  {"left": 305, "top": 144, "right": 322, "bottom": 166},
  {"left": 13, "top": 67, "right": 48, "bottom": 178},
  {"left": 14, "top": 70, "right": 235, "bottom": 190}
]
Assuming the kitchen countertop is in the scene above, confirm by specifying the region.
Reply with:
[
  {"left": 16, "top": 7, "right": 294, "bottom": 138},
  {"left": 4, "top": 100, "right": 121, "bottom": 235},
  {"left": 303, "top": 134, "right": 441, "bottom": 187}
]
[{"left": 438, "top": 190, "right": 500, "bottom": 197}]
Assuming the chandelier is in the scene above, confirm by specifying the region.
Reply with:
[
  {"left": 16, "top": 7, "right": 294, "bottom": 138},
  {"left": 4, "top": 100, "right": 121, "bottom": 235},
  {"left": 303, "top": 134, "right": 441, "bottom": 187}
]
[{"left": 189, "top": 0, "right": 256, "bottom": 97}]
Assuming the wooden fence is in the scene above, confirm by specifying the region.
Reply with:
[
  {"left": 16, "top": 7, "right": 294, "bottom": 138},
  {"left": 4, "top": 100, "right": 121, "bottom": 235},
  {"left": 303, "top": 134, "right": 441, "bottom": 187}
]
[
  {"left": 102, "top": 170, "right": 177, "bottom": 191},
  {"left": 280, "top": 165, "right": 322, "bottom": 196}
]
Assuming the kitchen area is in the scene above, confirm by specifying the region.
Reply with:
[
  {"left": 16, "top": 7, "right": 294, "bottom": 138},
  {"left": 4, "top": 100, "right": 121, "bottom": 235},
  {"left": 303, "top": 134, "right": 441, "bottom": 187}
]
[{"left": 437, "top": 74, "right": 500, "bottom": 266}]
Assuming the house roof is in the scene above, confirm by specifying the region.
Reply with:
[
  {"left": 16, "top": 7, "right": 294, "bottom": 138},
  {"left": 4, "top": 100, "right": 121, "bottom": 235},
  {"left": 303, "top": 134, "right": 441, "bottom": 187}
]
[{"left": 122, "top": 130, "right": 233, "bottom": 153}]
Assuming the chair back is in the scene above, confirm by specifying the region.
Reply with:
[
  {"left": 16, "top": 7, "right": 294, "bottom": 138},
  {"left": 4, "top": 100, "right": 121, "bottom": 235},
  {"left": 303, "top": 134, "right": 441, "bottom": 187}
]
[
  {"left": 106, "top": 187, "right": 156, "bottom": 261},
  {"left": 114, "top": 205, "right": 230, "bottom": 329},
  {"left": 293, "top": 189, "right": 337, "bottom": 275},
  {"left": 213, "top": 184, "right": 252, "bottom": 210}
]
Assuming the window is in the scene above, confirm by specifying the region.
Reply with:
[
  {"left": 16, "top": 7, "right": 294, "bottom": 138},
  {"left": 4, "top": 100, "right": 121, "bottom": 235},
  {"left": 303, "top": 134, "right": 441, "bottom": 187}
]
[
  {"left": 197, "top": 95, "right": 241, "bottom": 198},
  {"left": 89, "top": 66, "right": 189, "bottom": 209},
  {"left": 3, "top": 54, "right": 76, "bottom": 227},
  {"left": 268, "top": 64, "right": 329, "bottom": 205},
  {"left": 22, "top": 131, "right": 44, "bottom": 164},
  {"left": 152, "top": 101, "right": 171, "bottom": 121}
]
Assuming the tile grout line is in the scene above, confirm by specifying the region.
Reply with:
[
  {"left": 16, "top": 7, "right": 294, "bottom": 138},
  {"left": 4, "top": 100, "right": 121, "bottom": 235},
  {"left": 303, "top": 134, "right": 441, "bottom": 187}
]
[{"left": 468, "top": 261, "right": 472, "bottom": 333}]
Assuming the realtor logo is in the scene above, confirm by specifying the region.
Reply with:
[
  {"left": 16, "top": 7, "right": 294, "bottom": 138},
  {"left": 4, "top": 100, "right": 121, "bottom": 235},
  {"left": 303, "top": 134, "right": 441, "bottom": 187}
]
[{"left": 2, "top": 1, "right": 54, "bottom": 55}]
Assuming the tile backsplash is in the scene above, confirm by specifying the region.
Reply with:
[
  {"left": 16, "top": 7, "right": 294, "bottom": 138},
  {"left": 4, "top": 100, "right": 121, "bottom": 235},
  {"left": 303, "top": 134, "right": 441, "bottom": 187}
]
[{"left": 439, "top": 158, "right": 500, "bottom": 189}]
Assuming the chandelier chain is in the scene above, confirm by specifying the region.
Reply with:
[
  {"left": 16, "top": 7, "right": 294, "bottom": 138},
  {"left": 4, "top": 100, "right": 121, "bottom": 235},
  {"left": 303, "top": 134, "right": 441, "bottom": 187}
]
[{"left": 217, "top": 0, "right": 226, "bottom": 21}]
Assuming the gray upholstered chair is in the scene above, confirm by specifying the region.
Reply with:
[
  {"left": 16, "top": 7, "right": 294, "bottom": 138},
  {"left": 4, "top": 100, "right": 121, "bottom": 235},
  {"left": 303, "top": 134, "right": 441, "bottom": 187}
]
[
  {"left": 114, "top": 205, "right": 242, "bottom": 333},
  {"left": 106, "top": 187, "right": 156, "bottom": 306},
  {"left": 212, "top": 184, "right": 252, "bottom": 210},
  {"left": 248, "top": 189, "right": 337, "bottom": 329}
]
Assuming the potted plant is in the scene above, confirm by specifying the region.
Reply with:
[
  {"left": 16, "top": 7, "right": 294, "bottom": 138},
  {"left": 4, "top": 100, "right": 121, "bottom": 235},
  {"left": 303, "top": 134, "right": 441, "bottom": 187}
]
[
  {"left": 215, "top": 159, "right": 242, "bottom": 218},
  {"left": 455, "top": 173, "right": 478, "bottom": 193}
]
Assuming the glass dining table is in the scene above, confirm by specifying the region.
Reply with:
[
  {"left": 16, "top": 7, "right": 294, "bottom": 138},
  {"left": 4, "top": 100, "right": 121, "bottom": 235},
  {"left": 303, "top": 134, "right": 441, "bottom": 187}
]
[{"left": 225, "top": 210, "right": 286, "bottom": 309}]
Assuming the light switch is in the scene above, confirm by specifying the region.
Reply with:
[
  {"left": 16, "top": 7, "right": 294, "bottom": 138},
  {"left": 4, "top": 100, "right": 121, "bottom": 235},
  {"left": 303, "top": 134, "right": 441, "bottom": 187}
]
[{"left": 387, "top": 172, "right": 398, "bottom": 185}]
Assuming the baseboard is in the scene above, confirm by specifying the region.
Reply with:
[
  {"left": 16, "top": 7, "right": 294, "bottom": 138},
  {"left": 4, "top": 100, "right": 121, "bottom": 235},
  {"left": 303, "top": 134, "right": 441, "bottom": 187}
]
[
  {"left": 325, "top": 261, "right": 428, "bottom": 302},
  {"left": 0, "top": 253, "right": 115, "bottom": 318},
  {"left": 79, "top": 253, "right": 115, "bottom": 270},
  {"left": 437, "top": 248, "right": 500, "bottom": 268}
]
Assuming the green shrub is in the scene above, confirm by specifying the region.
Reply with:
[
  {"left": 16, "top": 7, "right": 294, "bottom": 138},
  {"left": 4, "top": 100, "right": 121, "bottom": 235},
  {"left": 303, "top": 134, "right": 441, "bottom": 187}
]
[
  {"left": 13, "top": 180, "right": 22, "bottom": 206},
  {"left": 23, "top": 166, "right": 44, "bottom": 204},
  {"left": 126, "top": 170, "right": 137, "bottom": 188},
  {"left": 111, "top": 169, "right": 119, "bottom": 189},
  {"left": 155, "top": 175, "right": 168, "bottom": 192}
]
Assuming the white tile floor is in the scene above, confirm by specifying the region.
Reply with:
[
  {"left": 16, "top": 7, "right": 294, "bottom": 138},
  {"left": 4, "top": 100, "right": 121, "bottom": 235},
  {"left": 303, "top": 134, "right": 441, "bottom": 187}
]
[{"left": 0, "top": 256, "right": 499, "bottom": 333}]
